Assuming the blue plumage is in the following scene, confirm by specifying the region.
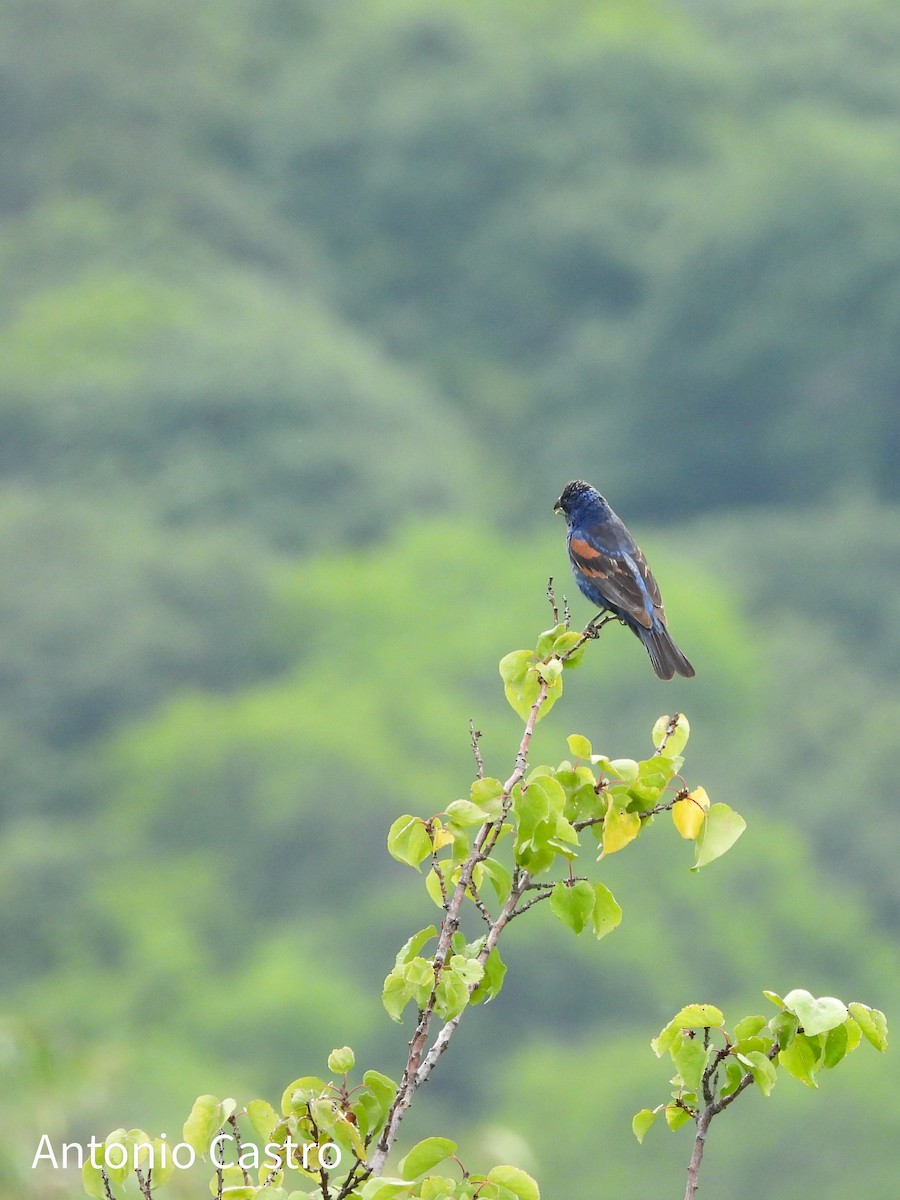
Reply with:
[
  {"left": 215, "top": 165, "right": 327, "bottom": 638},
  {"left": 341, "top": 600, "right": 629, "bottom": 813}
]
[{"left": 554, "top": 480, "right": 694, "bottom": 680}]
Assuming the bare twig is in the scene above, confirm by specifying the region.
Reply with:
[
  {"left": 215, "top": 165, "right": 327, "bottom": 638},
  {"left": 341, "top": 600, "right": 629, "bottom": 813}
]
[
  {"left": 469, "top": 720, "right": 485, "bottom": 779},
  {"left": 468, "top": 881, "right": 494, "bottom": 927},
  {"left": 430, "top": 852, "right": 449, "bottom": 909},
  {"left": 559, "top": 614, "right": 616, "bottom": 664},
  {"left": 227, "top": 1113, "right": 252, "bottom": 1188},
  {"left": 547, "top": 577, "right": 559, "bottom": 624},
  {"left": 654, "top": 712, "right": 684, "bottom": 757}
]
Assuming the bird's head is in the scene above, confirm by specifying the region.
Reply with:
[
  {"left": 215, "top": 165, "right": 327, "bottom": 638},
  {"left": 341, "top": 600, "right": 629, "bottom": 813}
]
[{"left": 554, "top": 479, "right": 600, "bottom": 519}]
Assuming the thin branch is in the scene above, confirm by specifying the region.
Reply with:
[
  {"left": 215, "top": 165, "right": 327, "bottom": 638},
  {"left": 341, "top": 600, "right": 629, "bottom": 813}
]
[
  {"left": 468, "top": 881, "right": 494, "bottom": 927},
  {"left": 546, "top": 577, "right": 559, "bottom": 624},
  {"left": 369, "top": 678, "right": 551, "bottom": 1175},
  {"left": 683, "top": 1107, "right": 712, "bottom": 1200},
  {"left": 134, "top": 1167, "right": 153, "bottom": 1200},
  {"left": 430, "top": 853, "right": 449, "bottom": 909},
  {"left": 684, "top": 1041, "right": 780, "bottom": 1200},
  {"left": 572, "top": 815, "right": 603, "bottom": 831},
  {"left": 510, "top": 876, "right": 586, "bottom": 921},
  {"left": 506, "top": 890, "right": 553, "bottom": 921},
  {"left": 412, "top": 869, "right": 533, "bottom": 1088},
  {"left": 654, "top": 712, "right": 684, "bottom": 757},
  {"left": 710, "top": 1042, "right": 779, "bottom": 1117},
  {"left": 559, "top": 614, "right": 616, "bottom": 663},
  {"left": 469, "top": 720, "right": 485, "bottom": 779},
  {"left": 227, "top": 1113, "right": 252, "bottom": 1188}
]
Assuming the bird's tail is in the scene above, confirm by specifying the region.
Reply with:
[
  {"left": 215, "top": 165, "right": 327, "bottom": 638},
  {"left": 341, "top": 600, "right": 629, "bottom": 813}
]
[{"left": 640, "top": 625, "right": 695, "bottom": 681}]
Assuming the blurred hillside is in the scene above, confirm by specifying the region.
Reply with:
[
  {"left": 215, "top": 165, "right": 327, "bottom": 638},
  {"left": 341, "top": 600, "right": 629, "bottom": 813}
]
[{"left": 1, "top": 2, "right": 899, "bottom": 1198}]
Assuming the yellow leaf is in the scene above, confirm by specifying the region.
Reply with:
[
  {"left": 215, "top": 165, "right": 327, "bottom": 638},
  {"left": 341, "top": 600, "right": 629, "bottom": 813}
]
[
  {"left": 599, "top": 804, "right": 641, "bottom": 857},
  {"left": 672, "top": 787, "right": 710, "bottom": 840},
  {"left": 431, "top": 825, "right": 455, "bottom": 851}
]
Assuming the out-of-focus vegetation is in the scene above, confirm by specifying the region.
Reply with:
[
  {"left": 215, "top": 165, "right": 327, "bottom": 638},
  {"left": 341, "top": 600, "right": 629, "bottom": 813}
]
[{"left": 1, "top": 1, "right": 898, "bottom": 1197}]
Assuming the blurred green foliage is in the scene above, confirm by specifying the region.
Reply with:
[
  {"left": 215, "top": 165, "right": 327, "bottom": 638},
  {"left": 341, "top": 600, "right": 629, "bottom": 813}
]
[{"left": 1, "top": 0, "right": 899, "bottom": 1197}]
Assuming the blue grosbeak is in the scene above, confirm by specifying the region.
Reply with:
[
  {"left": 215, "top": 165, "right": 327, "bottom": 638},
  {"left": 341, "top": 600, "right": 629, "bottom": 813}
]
[{"left": 554, "top": 480, "right": 695, "bottom": 680}]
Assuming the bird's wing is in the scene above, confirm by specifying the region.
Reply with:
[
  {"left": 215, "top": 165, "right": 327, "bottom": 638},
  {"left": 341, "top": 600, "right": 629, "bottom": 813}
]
[{"left": 568, "top": 527, "right": 665, "bottom": 629}]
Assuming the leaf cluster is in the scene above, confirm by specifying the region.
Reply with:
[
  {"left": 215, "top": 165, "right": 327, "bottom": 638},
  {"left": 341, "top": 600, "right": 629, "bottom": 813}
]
[{"left": 634, "top": 990, "right": 888, "bottom": 1142}]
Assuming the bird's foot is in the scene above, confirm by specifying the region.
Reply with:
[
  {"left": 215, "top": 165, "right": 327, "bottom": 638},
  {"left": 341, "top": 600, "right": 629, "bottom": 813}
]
[{"left": 585, "top": 613, "right": 616, "bottom": 638}]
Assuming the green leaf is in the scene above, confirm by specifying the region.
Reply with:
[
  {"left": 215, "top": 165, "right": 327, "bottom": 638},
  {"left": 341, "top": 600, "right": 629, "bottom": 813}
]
[
  {"left": 567, "top": 733, "right": 592, "bottom": 759},
  {"left": 210, "top": 1165, "right": 256, "bottom": 1197},
  {"left": 691, "top": 804, "right": 746, "bottom": 869},
  {"left": 387, "top": 815, "right": 433, "bottom": 870},
  {"left": 184, "top": 1096, "right": 233, "bottom": 1155},
  {"left": 783, "top": 989, "right": 849, "bottom": 1037},
  {"left": 361, "top": 1070, "right": 399, "bottom": 1133},
  {"left": 246, "top": 1099, "right": 278, "bottom": 1144},
  {"left": 670, "top": 1004, "right": 725, "bottom": 1030},
  {"left": 280, "top": 1077, "right": 328, "bottom": 1117},
  {"left": 499, "top": 649, "right": 533, "bottom": 687},
  {"left": 395, "top": 926, "right": 438, "bottom": 966},
  {"left": 841, "top": 1013, "right": 863, "bottom": 1056},
  {"left": 500, "top": 651, "right": 561, "bottom": 720},
  {"left": 848, "top": 1003, "right": 888, "bottom": 1052},
  {"left": 358, "top": 1181, "right": 413, "bottom": 1200},
  {"left": 632, "top": 1108, "right": 657, "bottom": 1143},
  {"left": 471, "top": 945, "right": 506, "bottom": 1005},
  {"left": 822, "top": 1023, "right": 849, "bottom": 1069},
  {"left": 435, "top": 968, "right": 470, "bottom": 1020},
  {"left": 403, "top": 957, "right": 436, "bottom": 1007},
  {"left": 382, "top": 968, "right": 412, "bottom": 1023},
  {"left": 535, "top": 624, "right": 566, "bottom": 657},
  {"left": 535, "top": 656, "right": 563, "bottom": 684},
  {"left": 737, "top": 1050, "right": 778, "bottom": 1097},
  {"left": 605, "top": 758, "right": 639, "bottom": 781},
  {"left": 513, "top": 784, "right": 550, "bottom": 852},
  {"left": 144, "top": 1137, "right": 176, "bottom": 1188},
  {"left": 470, "top": 777, "right": 505, "bottom": 815},
  {"left": 720, "top": 1059, "right": 746, "bottom": 1098},
  {"left": 673, "top": 1038, "right": 708, "bottom": 1093},
  {"left": 478, "top": 858, "right": 512, "bottom": 903},
  {"left": 399, "top": 1137, "right": 457, "bottom": 1180},
  {"left": 733, "top": 1035, "right": 771, "bottom": 1059},
  {"left": 779, "top": 1033, "right": 824, "bottom": 1088},
  {"left": 733, "top": 1016, "right": 767, "bottom": 1042},
  {"left": 763, "top": 989, "right": 785, "bottom": 1008},
  {"left": 485, "top": 1165, "right": 540, "bottom": 1200},
  {"left": 425, "top": 867, "right": 448, "bottom": 909},
  {"left": 768, "top": 1010, "right": 799, "bottom": 1048},
  {"left": 590, "top": 883, "right": 622, "bottom": 940},
  {"left": 526, "top": 773, "right": 567, "bottom": 814},
  {"left": 652, "top": 713, "right": 690, "bottom": 755},
  {"left": 549, "top": 879, "right": 595, "bottom": 934},
  {"left": 448, "top": 954, "right": 484, "bottom": 987},
  {"left": 82, "top": 1159, "right": 110, "bottom": 1200},
  {"left": 664, "top": 1105, "right": 692, "bottom": 1131},
  {"left": 327, "top": 1046, "right": 355, "bottom": 1074},
  {"left": 446, "top": 799, "right": 489, "bottom": 828},
  {"left": 420, "top": 1178, "right": 458, "bottom": 1199}
]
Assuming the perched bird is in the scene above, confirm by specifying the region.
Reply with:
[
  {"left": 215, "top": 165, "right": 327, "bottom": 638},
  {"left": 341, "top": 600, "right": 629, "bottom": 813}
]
[{"left": 554, "top": 480, "right": 695, "bottom": 680}]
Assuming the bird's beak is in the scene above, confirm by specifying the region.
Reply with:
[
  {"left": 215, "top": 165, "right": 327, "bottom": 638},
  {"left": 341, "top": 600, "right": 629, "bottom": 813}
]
[{"left": 553, "top": 500, "right": 563, "bottom": 515}]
